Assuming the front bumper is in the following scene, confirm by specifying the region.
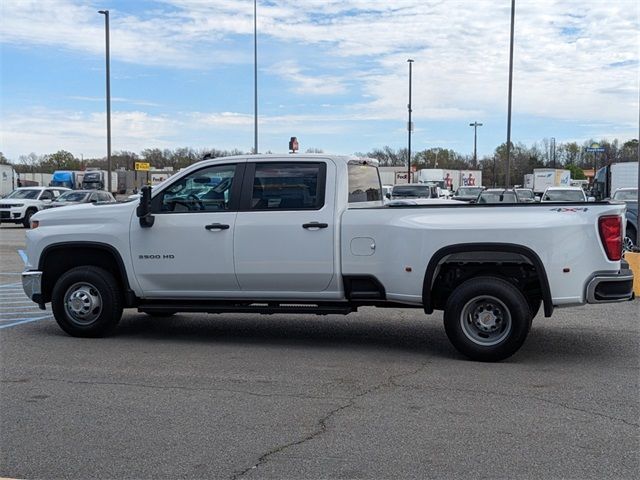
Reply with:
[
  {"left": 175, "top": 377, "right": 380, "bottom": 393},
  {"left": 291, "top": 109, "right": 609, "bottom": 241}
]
[
  {"left": 586, "top": 267, "right": 634, "bottom": 303},
  {"left": 22, "top": 270, "right": 43, "bottom": 305}
]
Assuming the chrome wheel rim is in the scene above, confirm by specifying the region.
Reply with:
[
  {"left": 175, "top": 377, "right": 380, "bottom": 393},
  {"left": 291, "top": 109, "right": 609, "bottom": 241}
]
[
  {"left": 64, "top": 282, "right": 102, "bottom": 325},
  {"left": 622, "top": 235, "right": 635, "bottom": 253},
  {"left": 460, "top": 295, "right": 512, "bottom": 346}
]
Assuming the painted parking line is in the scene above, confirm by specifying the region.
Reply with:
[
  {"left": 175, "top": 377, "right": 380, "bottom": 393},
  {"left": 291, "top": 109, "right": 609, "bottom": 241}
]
[
  {"left": 0, "top": 281, "right": 52, "bottom": 329},
  {"left": 0, "top": 315, "right": 52, "bottom": 329}
]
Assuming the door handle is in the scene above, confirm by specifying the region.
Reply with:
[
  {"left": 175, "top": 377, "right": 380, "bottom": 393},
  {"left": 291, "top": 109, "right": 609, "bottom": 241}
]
[
  {"left": 205, "top": 223, "right": 230, "bottom": 230},
  {"left": 302, "top": 222, "right": 328, "bottom": 229}
]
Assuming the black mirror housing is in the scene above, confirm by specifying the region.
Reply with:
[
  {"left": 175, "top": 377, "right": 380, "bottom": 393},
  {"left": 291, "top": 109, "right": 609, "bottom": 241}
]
[{"left": 137, "top": 185, "right": 155, "bottom": 228}]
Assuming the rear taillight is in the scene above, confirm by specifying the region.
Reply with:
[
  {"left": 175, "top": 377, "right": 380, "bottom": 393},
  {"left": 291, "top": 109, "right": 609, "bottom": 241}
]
[{"left": 598, "top": 215, "right": 622, "bottom": 261}]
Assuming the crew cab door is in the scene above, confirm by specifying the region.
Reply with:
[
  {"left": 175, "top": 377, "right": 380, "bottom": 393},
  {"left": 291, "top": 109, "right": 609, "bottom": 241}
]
[
  {"left": 129, "top": 162, "right": 244, "bottom": 297},
  {"left": 234, "top": 160, "right": 335, "bottom": 292}
]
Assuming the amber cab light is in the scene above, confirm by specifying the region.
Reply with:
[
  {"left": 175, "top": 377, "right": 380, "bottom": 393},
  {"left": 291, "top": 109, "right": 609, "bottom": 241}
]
[
  {"left": 30, "top": 220, "right": 39, "bottom": 229},
  {"left": 598, "top": 215, "right": 621, "bottom": 261}
]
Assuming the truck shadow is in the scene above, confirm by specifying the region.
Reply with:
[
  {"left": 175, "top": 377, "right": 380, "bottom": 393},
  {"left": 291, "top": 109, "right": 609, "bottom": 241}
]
[
  {"left": 115, "top": 310, "right": 457, "bottom": 358},
  {"left": 93, "top": 310, "right": 637, "bottom": 363}
]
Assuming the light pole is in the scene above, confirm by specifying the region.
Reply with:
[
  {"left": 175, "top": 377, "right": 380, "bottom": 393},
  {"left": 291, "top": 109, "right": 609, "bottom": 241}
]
[
  {"left": 469, "top": 121, "right": 483, "bottom": 164},
  {"left": 98, "top": 9, "right": 112, "bottom": 192},
  {"left": 550, "top": 137, "right": 556, "bottom": 168},
  {"left": 407, "top": 59, "right": 414, "bottom": 183},
  {"left": 253, "top": 0, "right": 258, "bottom": 154},
  {"left": 505, "top": 0, "right": 515, "bottom": 187}
]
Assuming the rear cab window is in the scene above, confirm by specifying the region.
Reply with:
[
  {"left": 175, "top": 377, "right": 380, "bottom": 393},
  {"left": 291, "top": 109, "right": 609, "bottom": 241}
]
[{"left": 348, "top": 164, "right": 382, "bottom": 204}]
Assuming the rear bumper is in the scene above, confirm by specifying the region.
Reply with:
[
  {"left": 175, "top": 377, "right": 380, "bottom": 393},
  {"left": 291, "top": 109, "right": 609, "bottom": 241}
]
[{"left": 586, "top": 268, "right": 634, "bottom": 303}]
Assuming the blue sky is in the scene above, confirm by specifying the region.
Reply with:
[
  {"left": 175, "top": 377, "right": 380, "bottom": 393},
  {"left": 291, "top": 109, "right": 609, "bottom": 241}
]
[{"left": 1, "top": 0, "right": 638, "bottom": 161}]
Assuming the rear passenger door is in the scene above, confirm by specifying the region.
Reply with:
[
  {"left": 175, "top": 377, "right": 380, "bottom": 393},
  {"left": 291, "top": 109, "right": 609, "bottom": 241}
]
[{"left": 234, "top": 160, "right": 335, "bottom": 293}]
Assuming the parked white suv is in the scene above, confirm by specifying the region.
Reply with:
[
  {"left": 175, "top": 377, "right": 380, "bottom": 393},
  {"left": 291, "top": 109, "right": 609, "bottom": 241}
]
[{"left": 0, "top": 187, "right": 70, "bottom": 227}]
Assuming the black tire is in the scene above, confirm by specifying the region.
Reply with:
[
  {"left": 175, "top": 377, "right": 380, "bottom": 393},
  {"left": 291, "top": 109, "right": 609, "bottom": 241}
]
[
  {"left": 22, "top": 208, "right": 36, "bottom": 228},
  {"left": 443, "top": 276, "right": 531, "bottom": 362},
  {"left": 140, "top": 310, "right": 175, "bottom": 317},
  {"left": 51, "top": 266, "right": 123, "bottom": 337}
]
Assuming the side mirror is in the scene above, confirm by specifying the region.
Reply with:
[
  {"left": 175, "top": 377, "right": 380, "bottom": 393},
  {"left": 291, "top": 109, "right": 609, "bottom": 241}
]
[
  {"left": 535, "top": 195, "right": 541, "bottom": 202},
  {"left": 385, "top": 193, "right": 391, "bottom": 199},
  {"left": 587, "top": 196, "right": 596, "bottom": 202},
  {"left": 136, "top": 185, "right": 155, "bottom": 228}
]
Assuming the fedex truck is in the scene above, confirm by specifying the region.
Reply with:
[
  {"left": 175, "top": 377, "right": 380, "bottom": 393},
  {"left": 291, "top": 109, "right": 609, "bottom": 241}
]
[{"left": 415, "top": 169, "right": 482, "bottom": 191}]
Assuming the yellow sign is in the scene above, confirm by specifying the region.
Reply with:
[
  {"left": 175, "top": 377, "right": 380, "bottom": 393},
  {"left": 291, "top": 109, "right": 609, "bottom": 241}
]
[{"left": 135, "top": 162, "right": 150, "bottom": 171}]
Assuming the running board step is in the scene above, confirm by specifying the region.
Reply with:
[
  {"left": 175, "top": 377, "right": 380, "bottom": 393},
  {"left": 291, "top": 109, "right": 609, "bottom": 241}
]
[{"left": 138, "top": 302, "right": 356, "bottom": 316}]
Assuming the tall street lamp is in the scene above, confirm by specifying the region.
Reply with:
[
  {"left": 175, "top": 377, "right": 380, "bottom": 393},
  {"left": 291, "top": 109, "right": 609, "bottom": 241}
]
[
  {"left": 98, "top": 9, "right": 112, "bottom": 192},
  {"left": 407, "top": 59, "right": 414, "bottom": 183},
  {"left": 469, "top": 121, "right": 483, "bottom": 164},
  {"left": 505, "top": 0, "right": 515, "bottom": 187},
  {"left": 253, "top": 0, "right": 258, "bottom": 154},
  {"left": 550, "top": 136, "right": 556, "bottom": 168}
]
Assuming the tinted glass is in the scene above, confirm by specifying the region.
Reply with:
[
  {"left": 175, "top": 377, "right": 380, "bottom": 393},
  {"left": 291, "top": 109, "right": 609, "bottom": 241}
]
[
  {"left": 57, "top": 191, "right": 90, "bottom": 202},
  {"left": 40, "top": 190, "right": 53, "bottom": 200},
  {"left": 7, "top": 189, "right": 40, "bottom": 199},
  {"left": 159, "top": 164, "right": 236, "bottom": 212},
  {"left": 613, "top": 189, "right": 637, "bottom": 201},
  {"left": 251, "top": 163, "right": 324, "bottom": 210},
  {"left": 478, "top": 192, "right": 518, "bottom": 204},
  {"left": 348, "top": 164, "right": 381, "bottom": 202},
  {"left": 516, "top": 189, "right": 534, "bottom": 199},
  {"left": 542, "top": 190, "right": 585, "bottom": 202},
  {"left": 392, "top": 185, "right": 432, "bottom": 198},
  {"left": 456, "top": 187, "right": 484, "bottom": 197}
]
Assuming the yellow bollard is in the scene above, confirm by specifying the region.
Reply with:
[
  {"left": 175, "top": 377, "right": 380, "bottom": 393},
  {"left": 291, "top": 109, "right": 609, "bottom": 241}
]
[{"left": 624, "top": 251, "right": 640, "bottom": 296}]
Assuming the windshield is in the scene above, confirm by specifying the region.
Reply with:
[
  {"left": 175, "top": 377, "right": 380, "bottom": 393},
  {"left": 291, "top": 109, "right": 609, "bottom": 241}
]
[
  {"left": 7, "top": 189, "right": 40, "bottom": 199},
  {"left": 478, "top": 191, "right": 518, "bottom": 204},
  {"left": 56, "top": 191, "right": 90, "bottom": 202},
  {"left": 612, "top": 189, "right": 638, "bottom": 201},
  {"left": 543, "top": 190, "right": 585, "bottom": 202},
  {"left": 455, "top": 187, "right": 483, "bottom": 197},
  {"left": 392, "top": 185, "right": 432, "bottom": 198}
]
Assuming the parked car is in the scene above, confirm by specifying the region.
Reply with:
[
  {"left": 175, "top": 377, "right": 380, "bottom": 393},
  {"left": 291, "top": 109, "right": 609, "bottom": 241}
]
[
  {"left": 612, "top": 188, "right": 638, "bottom": 252},
  {"left": 0, "top": 187, "right": 70, "bottom": 227},
  {"left": 541, "top": 186, "right": 589, "bottom": 202},
  {"left": 391, "top": 183, "right": 437, "bottom": 199},
  {"left": 452, "top": 186, "right": 485, "bottom": 202},
  {"left": 43, "top": 190, "right": 117, "bottom": 209}
]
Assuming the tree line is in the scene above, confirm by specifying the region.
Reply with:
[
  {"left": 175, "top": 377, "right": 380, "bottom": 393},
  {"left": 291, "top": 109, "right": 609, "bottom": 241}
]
[{"left": 2, "top": 137, "right": 637, "bottom": 187}]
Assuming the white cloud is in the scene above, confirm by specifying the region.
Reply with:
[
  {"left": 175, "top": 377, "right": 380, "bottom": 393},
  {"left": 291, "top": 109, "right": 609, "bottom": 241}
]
[
  {"left": 0, "top": 0, "right": 637, "bottom": 155},
  {"left": 269, "top": 61, "right": 347, "bottom": 95}
]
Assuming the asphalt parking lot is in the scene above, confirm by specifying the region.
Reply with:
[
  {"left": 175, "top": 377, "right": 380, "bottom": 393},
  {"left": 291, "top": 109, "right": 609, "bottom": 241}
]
[{"left": 1, "top": 223, "right": 638, "bottom": 479}]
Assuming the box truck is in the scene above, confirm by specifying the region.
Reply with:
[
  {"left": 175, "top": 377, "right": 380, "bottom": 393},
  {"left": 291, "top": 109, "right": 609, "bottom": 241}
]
[
  {"left": 531, "top": 169, "right": 571, "bottom": 194},
  {"left": 592, "top": 162, "right": 638, "bottom": 200}
]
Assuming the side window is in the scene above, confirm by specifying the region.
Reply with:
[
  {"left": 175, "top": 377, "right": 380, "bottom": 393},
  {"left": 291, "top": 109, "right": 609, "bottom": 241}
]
[
  {"left": 40, "top": 190, "right": 53, "bottom": 200},
  {"left": 100, "top": 192, "right": 112, "bottom": 202},
  {"left": 348, "top": 164, "right": 381, "bottom": 203},
  {"left": 250, "top": 163, "right": 325, "bottom": 210},
  {"left": 89, "top": 193, "right": 99, "bottom": 202},
  {"left": 155, "top": 164, "right": 237, "bottom": 213}
]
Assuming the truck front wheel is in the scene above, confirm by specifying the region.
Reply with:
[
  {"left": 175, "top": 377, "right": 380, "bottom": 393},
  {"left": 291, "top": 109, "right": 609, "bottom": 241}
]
[
  {"left": 51, "top": 266, "right": 123, "bottom": 337},
  {"left": 443, "top": 276, "right": 531, "bottom": 362}
]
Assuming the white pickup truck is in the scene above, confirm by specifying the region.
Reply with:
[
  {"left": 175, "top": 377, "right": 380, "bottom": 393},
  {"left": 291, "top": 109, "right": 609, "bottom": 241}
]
[{"left": 21, "top": 155, "right": 634, "bottom": 361}]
